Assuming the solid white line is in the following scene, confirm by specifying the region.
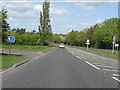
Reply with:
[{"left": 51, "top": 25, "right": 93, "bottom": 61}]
[
  {"left": 113, "top": 74, "right": 120, "bottom": 77},
  {"left": 112, "top": 77, "right": 120, "bottom": 83},
  {"left": 85, "top": 61, "right": 100, "bottom": 70}
]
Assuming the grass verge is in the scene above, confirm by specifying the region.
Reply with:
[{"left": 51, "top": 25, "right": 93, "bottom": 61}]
[
  {"left": 2, "top": 45, "right": 55, "bottom": 53},
  {"left": 1, "top": 54, "right": 26, "bottom": 69},
  {"left": 83, "top": 49, "right": 119, "bottom": 60}
]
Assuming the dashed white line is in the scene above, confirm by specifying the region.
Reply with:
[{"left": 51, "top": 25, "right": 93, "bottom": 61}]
[
  {"left": 75, "top": 56, "right": 82, "bottom": 59},
  {"left": 112, "top": 77, "right": 120, "bottom": 82},
  {"left": 71, "top": 53, "right": 75, "bottom": 55},
  {"left": 85, "top": 61, "right": 100, "bottom": 70}
]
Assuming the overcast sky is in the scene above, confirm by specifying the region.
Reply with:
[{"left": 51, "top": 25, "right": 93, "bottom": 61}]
[{"left": 0, "top": 0, "right": 119, "bottom": 34}]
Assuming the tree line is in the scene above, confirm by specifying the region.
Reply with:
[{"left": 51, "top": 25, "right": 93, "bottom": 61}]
[
  {"left": 65, "top": 18, "right": 120, "bottom": 49},
  {"left": 0, "top": 1, "right": 119, "bottom": 49},
  {"left": 0, "top": 0, "right": 53, "bottom": 46}
]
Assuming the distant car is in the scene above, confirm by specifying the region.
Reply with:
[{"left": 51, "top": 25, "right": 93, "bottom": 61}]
[{"left": 59, "top": 43, "right": 65, "bottom": 48}]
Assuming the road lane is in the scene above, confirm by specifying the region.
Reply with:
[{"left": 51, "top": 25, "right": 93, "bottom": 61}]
[{"left": 2, "top": 48, "right": 118, "bottom": 88}]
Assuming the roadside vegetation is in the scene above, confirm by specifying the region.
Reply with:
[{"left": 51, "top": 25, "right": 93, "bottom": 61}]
[
  {"left": 0, "top": 0, "right": 119, "bottom": 69},
  {"left": 65, "top": 18, "right": 119, "bottom": 50},
  {"left": 2, "top": 45, "right": 55, "bottom": 53},
  {"left": 0, "top": 1, "right": 55, "bottom": 69},
  {"left": 1, "top": 54, "right": 26, "bottom": 69},
  {"left": 83, "top": 49, "right": 119, "bottom": 60}
]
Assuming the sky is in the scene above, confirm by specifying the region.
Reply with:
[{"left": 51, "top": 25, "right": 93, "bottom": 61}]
[{"left": 0, "top": 0, "right": 119, "bottom": 34}]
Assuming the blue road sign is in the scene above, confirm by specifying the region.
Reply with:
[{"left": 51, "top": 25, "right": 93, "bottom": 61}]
[{"left": 7, "top": 36, "right": 15, "bottom": 43}]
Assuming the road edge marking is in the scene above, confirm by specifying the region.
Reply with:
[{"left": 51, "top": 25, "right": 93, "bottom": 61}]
[
  {"left": 85, "top": 61, "right": 100, "bottom": 70},
  {"left": 112, "top": 77, "right": 120, "bottom": 82},
  {"left": 76, "top": 55, "right": 82, "bottom": 59}
]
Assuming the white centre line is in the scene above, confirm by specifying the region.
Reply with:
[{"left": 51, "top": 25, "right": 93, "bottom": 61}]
[
  {"left": 112, "top": 77, "right": 120, "bottom": 82},
  {"left": 85, "top": 61, "right": 100, "bottom": 70}
]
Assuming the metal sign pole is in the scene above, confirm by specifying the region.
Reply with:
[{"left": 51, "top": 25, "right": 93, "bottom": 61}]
[
  {"left": 112, "top": 43, "right": 114, "bottom": 54},
  {"left": 87, "top": 44, "right": 88, "bottom": 50},
  {"left": 112, "top": 35, "right": 116, "bottom": 54},
  {"left": 9, "top": 43, "right": 11, "bottom": 55}
]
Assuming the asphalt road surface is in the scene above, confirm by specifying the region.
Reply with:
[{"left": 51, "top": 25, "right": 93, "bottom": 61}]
[{"left": 2, "top": 47, "right": 119, "bottom": 88}]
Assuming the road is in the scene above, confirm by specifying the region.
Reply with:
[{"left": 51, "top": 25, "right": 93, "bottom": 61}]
[{"left": 2, "top": 47, "right": 119, "bottom": 88}]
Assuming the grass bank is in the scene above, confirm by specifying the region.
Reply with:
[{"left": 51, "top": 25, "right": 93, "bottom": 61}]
[
  {"left": 83, "top": 49, "right": 119, "bottom": 60},
  {"left": 1, "top": 54, "right": 26, "bottom": 69},
  {"left": 2, "top": 45, "right": 55, "bottom": 53}
]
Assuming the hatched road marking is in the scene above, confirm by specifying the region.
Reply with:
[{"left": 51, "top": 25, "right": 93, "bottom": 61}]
[
  {"left": 85, "top": 61, "right": 100, "bottom": 70},
  {"left": 112, "top": 77, "right": 120, "bottom": 82}
]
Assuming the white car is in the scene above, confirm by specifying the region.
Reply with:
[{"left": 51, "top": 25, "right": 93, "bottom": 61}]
[{"left": 59, "top": 43, "right": 65, "bottom": 48}]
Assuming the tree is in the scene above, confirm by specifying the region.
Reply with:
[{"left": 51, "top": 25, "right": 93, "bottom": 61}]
[
  {"left": 16, "top": 28, "right": 26, "bottom": 34},
  {"left": 93, "top": 18, "right": 119, "bottom": 49},
  {"left": 86, "top": 24, "right": 98, "bottom": 47},
  {"left": 65, "top": 30, "right": 79, "bottom": 46},
  {"left": 32, "top": 30, "right": 36, "bottom": 34},
  {"left": 38, "top": 0, "right": 52, "bottom": 46},
  {"left": 1, "top": 7, "right": 10, "bottom": 43}
]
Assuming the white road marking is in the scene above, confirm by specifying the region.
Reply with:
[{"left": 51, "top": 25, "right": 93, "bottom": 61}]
[
  {"left": 96, "top": 65, "right": 119, "bottom": 69},
  {"left": 85, "top": 61, "right": 100, "bottom": 70},
  {"left": 76, "top": 56, "right": 82, "bottom": 59},
  {"left": 112, "top": 77, "right": 120, "bottom": 82},
  {"left": 103, "top": 69, "right": 118, "bottom": 72},
  {"left": 113, "top": 74, "right": 120, "bottom": 77},
  {"left": 72, "top": 53, "right": 75, "bottom": 55}
]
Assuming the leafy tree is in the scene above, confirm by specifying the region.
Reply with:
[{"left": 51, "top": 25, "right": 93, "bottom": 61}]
[
  {"left": 52, "top": 34, "right": 62, "bottom": 43},
  {"left": 93, "top": 18, "right": 119, "bottom": 49},
  {"left": 65, "top": 30, "right": 79, "bottom": 46},
  {"left": 86, "top": 24, "right": 98, "bottom": 47},
  {"left": 32, "top": 30, "right": 36, "bottom": 34},
  {"left": 38, "top": 0, "right": 52, "bottom": 46},
  {"left": 1, "top": 7, "right": 10, "bottom": 43},
  {"left": 77, "top": 31, "right": 87, "bottom": 46},
  {"left": 16, "top": 28, "right": 26, "bottom": 34}
]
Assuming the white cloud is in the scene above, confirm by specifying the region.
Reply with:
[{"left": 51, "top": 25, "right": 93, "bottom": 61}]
[
  {"left": 34, "top": 5, "right": 42, "bottom": 11},
  {"left": 50, "top": 8, "right": 69, "bottom": 15},
  {"left": 67, "top": 25, "right": 76, "bottom": 29},
  {"left": 95, "top": 19, "right": 103, "bottom": 24},
  {"left": 74, "top": 2, "right": 114, "bottom": 11}
]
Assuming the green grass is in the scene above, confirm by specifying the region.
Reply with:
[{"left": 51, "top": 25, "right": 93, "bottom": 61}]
[
  {"left": 1, "top": 54, "right": 26, "bottom": 69},
  {"left": 84, "top": 49, "right": 119, "bottom": 60},
  {"left": 2, "top": 45, "right": 55, "bottom": 53}
]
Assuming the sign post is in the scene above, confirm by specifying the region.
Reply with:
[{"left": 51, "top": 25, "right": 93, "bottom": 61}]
[
  {"left": 112, "top": 35, "right": 116, "bottom": 54},
  {"left": 86, "top": 39, "right": 90, "bottom": 50},
  {"left": 7, "top": 36, "right": 15, "bottom": 54}
]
